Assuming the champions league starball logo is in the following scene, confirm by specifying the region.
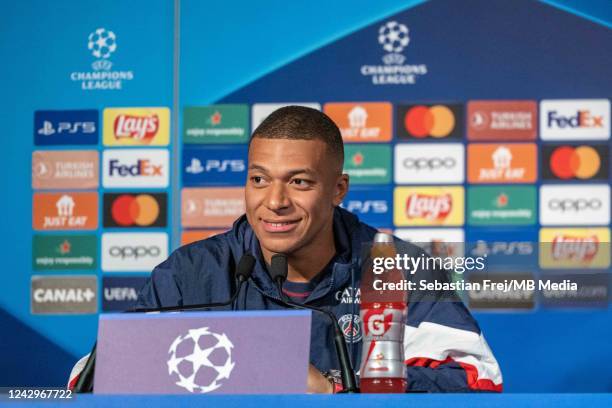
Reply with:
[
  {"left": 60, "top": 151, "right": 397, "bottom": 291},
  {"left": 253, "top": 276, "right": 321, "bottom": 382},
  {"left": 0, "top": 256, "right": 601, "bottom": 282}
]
[
  {"left": 88, "top": 28, "right": 117, "bottom": 59},
  {"left": 378, "top": 21, "right": 409, "bottom": 64},
  {"left": 69, "top": 27, "right": 134, "bottom": 90},
  {"left": 167, "top": 327, "right": 235, "bottom": 393},
  {"left": 360, "top": 20, "right": 428, "bottom": 85}
]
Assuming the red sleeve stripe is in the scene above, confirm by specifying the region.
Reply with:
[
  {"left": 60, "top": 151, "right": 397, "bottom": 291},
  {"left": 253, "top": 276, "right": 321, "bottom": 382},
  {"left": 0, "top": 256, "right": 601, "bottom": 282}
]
[{"left": 405, "top": 356, "right": 503, "bottom": 392}]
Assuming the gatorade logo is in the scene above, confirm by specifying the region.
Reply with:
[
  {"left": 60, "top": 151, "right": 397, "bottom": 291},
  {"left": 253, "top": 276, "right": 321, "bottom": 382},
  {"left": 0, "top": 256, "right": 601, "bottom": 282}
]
[
  {"left": 396, "top": 104, "right": 463, "bottom": 140},
  {"left": 103, "top": 193, "right": 167, "bottom": 228},
  {"left": 544, "top": 145, "right": 608, "bottom": 180},
  {"left": 363, "top": 310, "right": 392, "bottom": 336}
]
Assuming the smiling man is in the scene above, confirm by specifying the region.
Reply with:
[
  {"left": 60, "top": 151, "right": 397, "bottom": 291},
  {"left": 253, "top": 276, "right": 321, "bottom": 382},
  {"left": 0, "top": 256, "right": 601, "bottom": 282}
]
[{"left": 116, "top": 106, "right": 502, "bottom": 393}]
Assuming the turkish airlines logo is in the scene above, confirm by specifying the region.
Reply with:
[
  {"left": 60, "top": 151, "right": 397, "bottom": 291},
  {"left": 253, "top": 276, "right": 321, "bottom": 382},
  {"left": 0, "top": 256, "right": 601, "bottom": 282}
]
[
  {"left": 468, "top": 144, "right": 537, "bottom": 183},
  {"left": 103, "top": 108, "right": 170, "bottom": 146},
  {"left": 542, "top": 144, "right": 608, "bottom": 181},
  {"left": 32, "top": 150, "right": 99, "bottom": 189},
  {"left": 103, "top": 193, "right": 167, "bottom": 228},
  {"left": 540, "top": 185, "right": 610, "bottom": 226},
  {"left": 405, "top": 193, "right": 452, "bottom": 221},
  {"left": 540, "top": 99, "right": 610, "bottom": 140},
  {"left": 467, "top": 100, "right": 537, "bottom": 141},
  {"left": 394, "top": 143, "right": 464, "bottom": 184},
  {"left": 33, "top": 192, "right": 98, "bottom": 230},
  {"left": 103, "top": 149, "right": 169, "bottom": 188},
  {"left": 395, "top": 104, "right": 462, "bottom": 140},
  {"left": 182, "top": 188, "right": 245, "bottom": 228},
  {"left": 101, "top": 233, "right": 168, "bottom": 272}
]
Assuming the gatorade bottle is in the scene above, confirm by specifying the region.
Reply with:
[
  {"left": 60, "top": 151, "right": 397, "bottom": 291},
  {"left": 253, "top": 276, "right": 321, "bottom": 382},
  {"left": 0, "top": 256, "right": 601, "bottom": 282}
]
[{"left": 359, "top": 232, "right": 408, "bottom": 393}]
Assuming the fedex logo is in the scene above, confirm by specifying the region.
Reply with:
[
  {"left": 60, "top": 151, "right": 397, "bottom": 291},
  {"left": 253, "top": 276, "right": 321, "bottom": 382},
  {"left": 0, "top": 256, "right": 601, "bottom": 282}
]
[
  {"left": 547, "top": 110, "right": 603, "bottom": 129},
  {"left": 34, "top": 110, "right": 99, "bottom": 145},
  {"left": 103, "top": 149, "right": 169, "bottom": 188},
  {"left": 341, "top": 187, "right": 392, "bottom": 227},
  {"left": 540, "top": 100, "right": 610, "bottom": 140},
  {"left": 183, "top": 146, "right": 248, "bottom": 186},
  {"left": 109, "top": 159, "right": 163, "bottom": 176}
]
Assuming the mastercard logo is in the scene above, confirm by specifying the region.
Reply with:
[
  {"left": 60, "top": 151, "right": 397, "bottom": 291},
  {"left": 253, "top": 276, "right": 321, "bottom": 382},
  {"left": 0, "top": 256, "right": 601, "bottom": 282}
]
[
  {"left": 103, "top": 193, "right": 167, "bottom": 228},
  {"left": 549, "top": 146, "right": 601, "bottom": 180},
  {"left": 401, "top": 105, "right": 458, "bottom": 138}
]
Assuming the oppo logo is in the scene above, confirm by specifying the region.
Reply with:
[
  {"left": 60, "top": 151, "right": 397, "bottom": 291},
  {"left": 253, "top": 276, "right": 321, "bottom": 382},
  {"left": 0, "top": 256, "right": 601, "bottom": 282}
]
[
  {"left": 403, "top": 157, "right": 456, "bottom": 170},
  {"left": 109, "top": 246, "right": 161, "bottom": 259},
  {"left": 548, "top": 199, "right": 602, "bottom": 212}
]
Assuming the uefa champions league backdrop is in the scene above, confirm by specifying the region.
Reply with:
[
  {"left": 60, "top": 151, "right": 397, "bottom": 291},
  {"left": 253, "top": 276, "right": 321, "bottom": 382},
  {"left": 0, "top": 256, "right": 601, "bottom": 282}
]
[{"left": 2, "top": 0, "right": 611, "bottom": 391}]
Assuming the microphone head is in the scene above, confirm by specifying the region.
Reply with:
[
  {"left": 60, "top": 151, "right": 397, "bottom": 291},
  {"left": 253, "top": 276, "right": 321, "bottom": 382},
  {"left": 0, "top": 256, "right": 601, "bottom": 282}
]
[
  {"left": 269, "top": 253, "right": 288, "bottom": 284},
  {"left": 236, "top": 253, "right": 256, "bottom": 282}
]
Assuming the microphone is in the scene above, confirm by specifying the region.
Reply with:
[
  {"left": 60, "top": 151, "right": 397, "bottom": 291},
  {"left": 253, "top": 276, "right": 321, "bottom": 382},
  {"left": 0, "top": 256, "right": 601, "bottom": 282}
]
[
  {"left": 131, "top": 253, "right": 256, "bottom": 313},
  {"left": 73, "top": 253, "right": 256, "bottom": 393},
  {"left": 269, "top": 254, "right": 359, "bottom": 393}
]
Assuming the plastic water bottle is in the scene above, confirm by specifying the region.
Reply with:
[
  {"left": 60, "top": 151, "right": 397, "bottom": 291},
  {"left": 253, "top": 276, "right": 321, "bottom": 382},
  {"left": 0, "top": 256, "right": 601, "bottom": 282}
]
[{"left": 359, "top": 232, "right": 408, "bottom": 393}]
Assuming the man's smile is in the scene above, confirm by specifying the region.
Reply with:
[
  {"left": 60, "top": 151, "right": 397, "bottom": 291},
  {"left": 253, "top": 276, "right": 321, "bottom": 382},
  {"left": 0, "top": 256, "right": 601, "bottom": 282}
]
[{"left": 261, "top": 218, "right": 302, "bottom": 233}]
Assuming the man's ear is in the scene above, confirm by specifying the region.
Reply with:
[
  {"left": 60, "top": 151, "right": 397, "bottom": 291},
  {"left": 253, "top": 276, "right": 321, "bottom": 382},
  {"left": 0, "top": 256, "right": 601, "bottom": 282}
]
[{"left": 332, "top": 174, "right": 349, "bottom": 206}]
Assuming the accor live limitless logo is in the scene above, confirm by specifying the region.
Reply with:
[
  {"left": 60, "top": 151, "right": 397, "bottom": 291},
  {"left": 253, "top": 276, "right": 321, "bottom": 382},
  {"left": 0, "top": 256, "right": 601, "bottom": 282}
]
[
  {"left": 540, "top": 99, "right": 610, "bottom": 140},
  {"left": 360, "top": 21, "right": 428, "bottom": 85},
  {"left": 70, "top": 28, "right": 134, "bottom": 90},
  {"left": 103, "top": 108, "right": 170, "bottom": 146}
]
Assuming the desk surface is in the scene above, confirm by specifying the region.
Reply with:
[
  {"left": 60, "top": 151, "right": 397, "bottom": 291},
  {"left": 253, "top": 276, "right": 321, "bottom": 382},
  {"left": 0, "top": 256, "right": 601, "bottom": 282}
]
[{"left": 2, "top": 394, "right": 611, "bottom": 407}]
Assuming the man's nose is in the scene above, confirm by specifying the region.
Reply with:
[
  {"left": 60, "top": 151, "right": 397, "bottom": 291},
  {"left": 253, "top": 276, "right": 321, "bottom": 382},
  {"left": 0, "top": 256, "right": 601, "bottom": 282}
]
[{"left": 265, "top": 182, "right": 290, "bottom": 211}]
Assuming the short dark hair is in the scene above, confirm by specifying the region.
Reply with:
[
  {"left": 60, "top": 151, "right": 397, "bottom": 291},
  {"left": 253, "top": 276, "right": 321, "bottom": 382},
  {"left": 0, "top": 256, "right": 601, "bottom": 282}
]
[{"left": 250, "top": 106, "right": 344, "bottom": 170}]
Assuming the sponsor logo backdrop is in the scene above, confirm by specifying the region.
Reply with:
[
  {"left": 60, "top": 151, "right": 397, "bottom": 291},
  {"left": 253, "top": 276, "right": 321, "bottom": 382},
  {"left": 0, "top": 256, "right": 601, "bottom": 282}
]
[{"left": 4, "top": 0, "right": 611, "bottom": 391}]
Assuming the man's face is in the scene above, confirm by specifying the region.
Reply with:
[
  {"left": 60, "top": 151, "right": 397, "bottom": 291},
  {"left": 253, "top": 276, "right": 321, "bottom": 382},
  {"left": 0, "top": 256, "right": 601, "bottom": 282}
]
[{"left": 245, "top": 138, "right": 348, "bottom": 257}]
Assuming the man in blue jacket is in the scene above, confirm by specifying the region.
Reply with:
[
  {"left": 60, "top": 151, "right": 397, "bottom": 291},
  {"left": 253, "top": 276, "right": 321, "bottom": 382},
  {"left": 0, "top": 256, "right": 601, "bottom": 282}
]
[{"left": 134, "top": 106, "right": 503, "bottom": 393}]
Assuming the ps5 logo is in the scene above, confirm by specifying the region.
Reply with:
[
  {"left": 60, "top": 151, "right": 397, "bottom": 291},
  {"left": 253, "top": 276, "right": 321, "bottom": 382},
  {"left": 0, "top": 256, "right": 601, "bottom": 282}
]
[
  {"left": 38, "top": 121, "right": 96, "bottom": 136},
  {"left": 186, "top": 158, "right": 245, "bottom": 174},
  {"left": 344, "top": 200, "right": 388, "bottom": 214}
]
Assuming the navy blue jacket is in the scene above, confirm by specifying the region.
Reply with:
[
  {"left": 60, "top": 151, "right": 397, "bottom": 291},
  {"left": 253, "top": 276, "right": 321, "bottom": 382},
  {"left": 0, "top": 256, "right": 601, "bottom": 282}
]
[{"left": 136, "top": 208, "right": 503, "bottom": 392}]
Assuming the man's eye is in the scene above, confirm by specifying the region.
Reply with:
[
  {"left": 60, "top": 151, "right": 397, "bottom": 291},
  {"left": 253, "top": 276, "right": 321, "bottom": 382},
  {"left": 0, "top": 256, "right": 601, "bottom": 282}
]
[
  {"left": 291, "top": 178, "right": 311, "bottom": 187},
  {"left": 250, "top": 176, "right": 264, "bottom": 184}
]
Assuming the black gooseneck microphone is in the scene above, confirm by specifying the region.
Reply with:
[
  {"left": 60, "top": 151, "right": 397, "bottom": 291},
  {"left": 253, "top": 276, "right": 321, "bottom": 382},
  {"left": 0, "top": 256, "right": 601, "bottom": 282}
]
[
  {"left": 73, "top": 253, "right": 256, "bottom": 393},
  {"left": 269, "top": 254, "right": 359, "bottom": 393},
  {"left": 132, "top": 253, "right": 256, "bottom": 313}
]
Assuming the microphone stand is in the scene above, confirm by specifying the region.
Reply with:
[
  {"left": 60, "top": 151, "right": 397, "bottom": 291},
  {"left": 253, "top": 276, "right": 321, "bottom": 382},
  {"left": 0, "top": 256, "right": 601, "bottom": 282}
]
[{"left": 269, "top": 254, "right": 359, "bottom": 394}]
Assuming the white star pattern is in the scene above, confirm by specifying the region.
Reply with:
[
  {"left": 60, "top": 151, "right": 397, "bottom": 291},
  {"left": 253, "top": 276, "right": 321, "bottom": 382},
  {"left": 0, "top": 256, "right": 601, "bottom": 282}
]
[{"left": 167, "top": 327, "right": 235, "bottom": 394}]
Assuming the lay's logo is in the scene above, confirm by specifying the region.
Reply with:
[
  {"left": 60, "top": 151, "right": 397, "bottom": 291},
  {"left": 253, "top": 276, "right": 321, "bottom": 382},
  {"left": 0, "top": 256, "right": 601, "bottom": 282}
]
[
  {"left": 103, "top": 107, "right": 170, "bottom": 146},
  {"left": 539, "top": 228, "right": 610, "bottom": 269},
  {"left": 114, "top": 114, "right": 159, "bottom": 141},
  {"left": 394, "top": 187, "right": 464, "bottom": 227},
  {"left": 405, "top": 193, "right": 452, "bottom": 221}
]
